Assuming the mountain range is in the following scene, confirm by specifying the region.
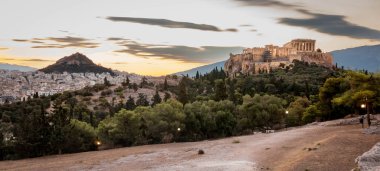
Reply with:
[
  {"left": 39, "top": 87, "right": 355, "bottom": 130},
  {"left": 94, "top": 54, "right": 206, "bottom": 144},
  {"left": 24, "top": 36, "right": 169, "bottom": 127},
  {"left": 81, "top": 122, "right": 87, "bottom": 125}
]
[
  {"left": 175, "top": 44, "right": 380, "bottom": 77},
  {"left": 39, "top": 52, "right": 115, "bottom": 75},
  {"left": 0, "top": 63, "right": 37, "bottom": 72}
]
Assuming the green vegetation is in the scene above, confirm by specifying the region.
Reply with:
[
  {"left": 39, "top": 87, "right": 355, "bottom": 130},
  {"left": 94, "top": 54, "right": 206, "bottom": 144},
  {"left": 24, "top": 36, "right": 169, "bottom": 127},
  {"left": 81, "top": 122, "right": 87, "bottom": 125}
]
[{"left": 1, "top": 60, "right": 379, "bottom": 160}]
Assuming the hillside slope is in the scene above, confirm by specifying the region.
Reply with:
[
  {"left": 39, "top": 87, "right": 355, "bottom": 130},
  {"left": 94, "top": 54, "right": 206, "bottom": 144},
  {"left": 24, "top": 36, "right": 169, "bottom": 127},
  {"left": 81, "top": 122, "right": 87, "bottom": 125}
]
[
  {"left": 0, "top": 63, "right": 37, "bottom": 72},
  {"left": 174, "top": 61, "right": 225, "bottom": 77},
  {"left": 331, "top": 44, "right": 380, "bottom": 72}
]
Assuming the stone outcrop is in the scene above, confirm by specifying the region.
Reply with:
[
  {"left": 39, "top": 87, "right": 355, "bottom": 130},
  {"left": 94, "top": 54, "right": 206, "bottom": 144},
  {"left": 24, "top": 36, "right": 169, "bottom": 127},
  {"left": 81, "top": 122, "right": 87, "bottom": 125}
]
[
  {"left": 355, "top": 142, "right": 380, "bottom": 171},
  {"left": 224, "top": 39, "right": 333, "bottom": 77}
]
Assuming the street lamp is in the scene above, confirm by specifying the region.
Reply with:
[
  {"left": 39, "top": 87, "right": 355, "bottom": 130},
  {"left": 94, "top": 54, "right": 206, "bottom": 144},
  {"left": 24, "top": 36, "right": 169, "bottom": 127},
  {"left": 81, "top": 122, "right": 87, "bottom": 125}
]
[
  {"left": 361, "top": 104, "right": 366, "bottom": 109},
  {"left": 363, "top": 96, "right": 371, "bottom": 128},
  {"left": 285, "top": 110, "right": 289, "bottom": 130}
]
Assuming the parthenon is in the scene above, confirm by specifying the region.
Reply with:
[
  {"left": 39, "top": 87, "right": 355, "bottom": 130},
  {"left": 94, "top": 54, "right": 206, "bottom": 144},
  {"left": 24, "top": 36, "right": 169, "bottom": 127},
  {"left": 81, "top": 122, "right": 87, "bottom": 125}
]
[{"left": 284, "top": 39, "right": 315, "bottom": 52}]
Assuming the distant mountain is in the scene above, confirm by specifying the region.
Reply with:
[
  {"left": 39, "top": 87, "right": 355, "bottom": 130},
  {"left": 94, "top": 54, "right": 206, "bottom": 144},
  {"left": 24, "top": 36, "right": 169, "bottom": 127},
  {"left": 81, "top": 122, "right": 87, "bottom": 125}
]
[
  {"left": 39, "top": 52, "right": 115, "bottom": 75},
  {"left": 174, "top": 61, "right": 225, "bottom": 77},
  {"left": 0, "top": 63, "right": 37, "bottom": 72},
  {"left": 331, "top": 44, "right": 380, "bottom": 72}
]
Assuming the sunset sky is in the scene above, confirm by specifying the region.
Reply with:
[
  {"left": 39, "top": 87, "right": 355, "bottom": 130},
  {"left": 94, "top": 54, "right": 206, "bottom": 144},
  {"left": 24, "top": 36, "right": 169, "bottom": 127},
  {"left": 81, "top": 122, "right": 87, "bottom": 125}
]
[{"left": 1, "top": 0, "right": 380, "bottom": 76}]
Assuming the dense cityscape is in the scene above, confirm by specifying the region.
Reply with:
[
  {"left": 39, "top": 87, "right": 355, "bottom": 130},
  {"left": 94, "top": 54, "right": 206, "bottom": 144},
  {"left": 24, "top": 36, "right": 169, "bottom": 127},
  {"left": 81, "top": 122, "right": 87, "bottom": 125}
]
[{"left": 0, "top": 70, "right": 141, "bottom": 104}]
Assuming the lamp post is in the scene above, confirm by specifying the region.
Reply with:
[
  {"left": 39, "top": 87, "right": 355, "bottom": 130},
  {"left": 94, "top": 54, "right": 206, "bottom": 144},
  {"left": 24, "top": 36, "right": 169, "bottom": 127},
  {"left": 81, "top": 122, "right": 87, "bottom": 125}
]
[
  {"left": 285, "top": 110, "right": 289, "bottom": 130},
  {"left": 364, "top": 97, "right": 371, "bottom": 128}
]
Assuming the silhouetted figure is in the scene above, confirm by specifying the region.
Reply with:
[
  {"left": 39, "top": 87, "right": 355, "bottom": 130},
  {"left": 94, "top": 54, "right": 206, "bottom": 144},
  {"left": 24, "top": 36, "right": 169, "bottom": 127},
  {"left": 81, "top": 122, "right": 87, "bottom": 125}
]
[{"left": 360, "top": 115, "right": 364, "bottom": 128}]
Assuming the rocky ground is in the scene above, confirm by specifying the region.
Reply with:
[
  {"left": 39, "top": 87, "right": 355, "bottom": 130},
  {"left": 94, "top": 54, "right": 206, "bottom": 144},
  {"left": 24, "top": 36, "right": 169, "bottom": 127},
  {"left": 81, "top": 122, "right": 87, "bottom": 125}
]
[{"left": 1, "top": 116, "right": 379, "bottom": 171}]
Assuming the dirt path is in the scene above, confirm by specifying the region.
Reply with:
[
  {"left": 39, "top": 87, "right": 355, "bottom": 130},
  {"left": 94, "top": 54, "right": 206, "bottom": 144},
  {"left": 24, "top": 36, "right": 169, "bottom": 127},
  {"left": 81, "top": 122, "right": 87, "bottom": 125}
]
[{"left": 0, "top": 124, "right": 379, "bottom": 171}]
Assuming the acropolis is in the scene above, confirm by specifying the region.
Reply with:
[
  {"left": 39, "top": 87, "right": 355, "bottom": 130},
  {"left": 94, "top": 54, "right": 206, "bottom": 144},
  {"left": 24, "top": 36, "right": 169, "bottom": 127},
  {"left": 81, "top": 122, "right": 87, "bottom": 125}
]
[{"left": 224, "top": 39, "right": 333, "bottom": 77}]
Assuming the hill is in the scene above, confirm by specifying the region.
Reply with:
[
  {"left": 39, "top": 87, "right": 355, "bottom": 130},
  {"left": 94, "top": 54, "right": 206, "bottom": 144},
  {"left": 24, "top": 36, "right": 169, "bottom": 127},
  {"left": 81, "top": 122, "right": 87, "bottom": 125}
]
[
  {"left": 0, "top": 63, "right": 37, "bottom": 72},
  {"left": 174, "top": 61, "right": 225, "bottom": 77},
  {"left": 39, "top": 52, "right": 115, "bottom": 75},
  {"left": 331, "top": 44, "right": 380, "bottom": 72},
  {"left": 174, "top": 44, "right": 380, "bottom": 76}
]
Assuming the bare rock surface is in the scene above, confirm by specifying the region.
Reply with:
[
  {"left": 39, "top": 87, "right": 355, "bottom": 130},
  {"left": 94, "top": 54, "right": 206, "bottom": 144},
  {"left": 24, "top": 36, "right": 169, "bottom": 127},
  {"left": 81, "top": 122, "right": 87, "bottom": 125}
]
[{"left": 355, "top": 142, "right": 380, "bottom": 171}]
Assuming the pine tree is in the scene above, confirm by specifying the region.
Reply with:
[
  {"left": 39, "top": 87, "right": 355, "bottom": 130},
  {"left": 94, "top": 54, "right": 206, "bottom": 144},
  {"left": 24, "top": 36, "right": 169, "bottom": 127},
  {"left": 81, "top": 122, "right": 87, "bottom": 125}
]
[
  {"left": 140, "top": 76, "right": 148, "bottom": 88},
  {"left": 226, "top": 79, "right": 237, "bottom": 103},
  {"left": 136, "top": 93, "right": 149, "bottom": 106},
  {"left": 214, "top": 79, "right": 227, "bottom": 101},
  {"left": 163, "top": 77, "right": 168, "bottom": 91},
  {"left": 178, "top": 78, "right": 188, "bottom": 104},
  {"left": 122, "top": 77, "right": 130, "bottom": 87},
  {"left": 164, "top": 92, "right": 171, "bottom": 102},
  {"left": 151, "top": 90, "right": 162, "bottom": 106},
  {"left": 50, "top": 102, "right": 70, "bottom": 154},
  {"left": 104, "top": 77, "right": 111, "bottom": 86},
  {"left": 195, "top": 71, "right": 200, "bottom": 80},
  {"left": 125, "top": 96, "right": 136, "bottom": 110}
]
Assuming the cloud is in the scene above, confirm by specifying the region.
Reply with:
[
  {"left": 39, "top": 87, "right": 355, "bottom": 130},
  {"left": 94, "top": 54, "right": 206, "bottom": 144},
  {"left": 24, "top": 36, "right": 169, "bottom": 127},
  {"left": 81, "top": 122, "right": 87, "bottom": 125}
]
[
  {"left": 0, "top": 47, "right": 9, "bottom": 50},
  {"left": 0, "top": 57, "right": 53, "bottom": 62},
  {"left": 112, "top": 62, "right": 129, "bottom": 65},
  {"left": 12, "top": 36, "right": 99, "bottom": 48},
  {"left": 109, "top": 39, "right": 243, "bottom": 63},
  {"left": 105, "top": 16, "right": 238, "bottom": 32},
  {"left": 233, "top": 0, "right": 299, "bottom": 8},
  {"left": 225, "top": 28, "right": 238, "bottom": 32},
  {"left": 278, "top": 10, "right": 380, "bottom": 40}
]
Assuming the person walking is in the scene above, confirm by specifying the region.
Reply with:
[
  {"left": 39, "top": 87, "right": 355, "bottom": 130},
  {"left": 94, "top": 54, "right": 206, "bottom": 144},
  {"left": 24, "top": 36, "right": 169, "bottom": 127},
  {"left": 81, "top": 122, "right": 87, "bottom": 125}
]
[{"left": 360, "top": 115, "right": 364, "bottom": 128}]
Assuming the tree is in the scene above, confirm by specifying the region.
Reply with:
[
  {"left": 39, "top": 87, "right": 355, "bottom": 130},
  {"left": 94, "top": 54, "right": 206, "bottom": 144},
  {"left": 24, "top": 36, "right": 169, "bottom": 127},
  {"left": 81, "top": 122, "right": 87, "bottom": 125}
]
[
  {"left": 164, "top": 92, "right": 171, "bottom": 102},
  {"left": 286, "top": 97, "right": 311, "bottom": 126},
  {"left": 151, "top": 90, "right": 162, "bottom": 106},
  {"left": 50, "top": 102, "right": 71, "bottom": 155},
  {"left": 132, "top": 83, "right": 138, "bottom": 92},
  {"left": 163, "top": 78, "right": 168, "bottom": 91},
  {"left": 237, "top": 94, "right": 285, "bottom": 130},
  {"left": 125, "top": 96, "right": 136, "bottom": 110},
  {"left": 136, "top": 93, "right": 149, "bottom": 106},
  {"left": 302, "top": 104, "right": 321, "bottom": 123},
  {"left": 122, "top": 77, "right": 130, "bottom": 87},
  {"left": 104, "top": 77, "right": 111, "bottom": 87},
  {"left": 97, "top": 109, "right": 140, "bottom": 146},
  {"left": 177, "top": 78, "right": 188, "bottom": 104},
  {"left": 140, "top": 77, "right": 148, "bottom": 88},
  {"left": 214, "top": 79, "right": 227, "bottom": 101},
  {"left": 195, "top": 71, "right": 200, "bottom": 79}
]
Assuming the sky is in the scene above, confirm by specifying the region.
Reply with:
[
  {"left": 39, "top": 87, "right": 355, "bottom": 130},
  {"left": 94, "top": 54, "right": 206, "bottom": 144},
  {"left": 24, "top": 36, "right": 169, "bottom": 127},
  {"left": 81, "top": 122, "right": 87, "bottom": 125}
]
[{"left": 0, "top": 0, "right": 380, "bottom": 76}]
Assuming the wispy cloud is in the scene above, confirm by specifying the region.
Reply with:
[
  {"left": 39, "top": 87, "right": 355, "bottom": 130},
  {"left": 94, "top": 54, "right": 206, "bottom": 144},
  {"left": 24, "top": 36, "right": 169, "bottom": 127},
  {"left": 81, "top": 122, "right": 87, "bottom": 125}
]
[
  {"left": 12, "top": 36, "right": 99, "bottom": 48},
  {"left": 0, "top": 47, "right": 9, "bottom": 50},
  {"left": 105, "top": 16, "right": 238, "bottom": 32},
  {"left": 279, "top": 9, "right": 380, "bottom": 40},
  {"left": 111, "top": 62, "right": 129, "bottom": 65},
  {"left": 109, "top": 38, "right": 243, "bottom": 63},
  {"left": 0, "top": 57, "right": 53, "bottom": 62},
  {"left": 233, "top": 0, "right": 299, "bottom": 8}
]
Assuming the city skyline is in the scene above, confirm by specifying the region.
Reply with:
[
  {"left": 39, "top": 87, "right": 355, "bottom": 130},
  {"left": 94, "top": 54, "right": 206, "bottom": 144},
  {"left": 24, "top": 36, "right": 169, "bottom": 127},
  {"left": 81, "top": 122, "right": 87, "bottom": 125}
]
[{"left": 1, "top": 0, "right": 380, "bottom": 76}]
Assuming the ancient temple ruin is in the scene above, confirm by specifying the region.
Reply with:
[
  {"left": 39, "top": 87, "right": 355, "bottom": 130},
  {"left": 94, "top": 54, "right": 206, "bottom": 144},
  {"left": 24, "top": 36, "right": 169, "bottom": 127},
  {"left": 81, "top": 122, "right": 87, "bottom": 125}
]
[{"left": 224, "top": 39, "right": 333, "bottom": 77}]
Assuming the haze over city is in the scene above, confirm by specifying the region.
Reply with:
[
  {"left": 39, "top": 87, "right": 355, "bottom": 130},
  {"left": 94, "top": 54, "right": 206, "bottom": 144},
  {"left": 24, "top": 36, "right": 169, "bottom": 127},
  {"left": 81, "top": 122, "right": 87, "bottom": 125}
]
[{"left": 1, "top": 0, "right": 380, "bottom": 75}]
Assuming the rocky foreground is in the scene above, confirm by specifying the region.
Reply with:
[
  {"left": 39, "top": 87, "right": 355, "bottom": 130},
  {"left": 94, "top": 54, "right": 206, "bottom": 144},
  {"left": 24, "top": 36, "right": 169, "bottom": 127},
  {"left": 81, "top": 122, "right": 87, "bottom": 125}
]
[{"left": 1, "top": 116, "right": 379, "bottom": 171}]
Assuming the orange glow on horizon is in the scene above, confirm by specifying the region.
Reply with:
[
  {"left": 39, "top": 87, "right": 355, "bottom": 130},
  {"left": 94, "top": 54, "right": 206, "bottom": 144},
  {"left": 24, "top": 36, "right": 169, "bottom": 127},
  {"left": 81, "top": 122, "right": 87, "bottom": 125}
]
[{"left": 0, "top": 54, "right": 205, "bottom": 76}]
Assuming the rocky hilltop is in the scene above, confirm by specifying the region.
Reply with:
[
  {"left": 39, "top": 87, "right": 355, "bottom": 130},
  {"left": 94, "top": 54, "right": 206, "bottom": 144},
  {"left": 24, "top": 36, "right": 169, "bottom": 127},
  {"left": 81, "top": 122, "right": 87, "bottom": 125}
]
[
  {"left": 39, "top": 52, "right": 115, "bottom": 75},
  {"left": 224, "top": 39, "right": 333, "bottom": 77}
]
